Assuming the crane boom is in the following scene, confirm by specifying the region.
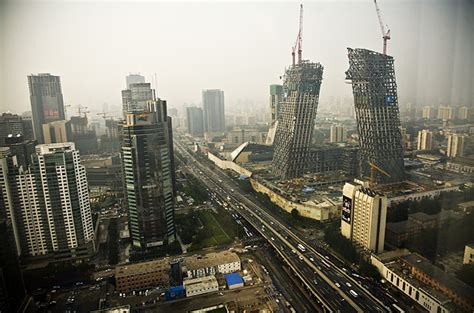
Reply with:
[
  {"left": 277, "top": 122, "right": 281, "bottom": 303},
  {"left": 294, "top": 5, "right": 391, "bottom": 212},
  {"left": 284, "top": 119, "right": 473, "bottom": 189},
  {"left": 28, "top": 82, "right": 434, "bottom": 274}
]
[{"left": 373, "top": 0, "right": 391, "bottom": 54}]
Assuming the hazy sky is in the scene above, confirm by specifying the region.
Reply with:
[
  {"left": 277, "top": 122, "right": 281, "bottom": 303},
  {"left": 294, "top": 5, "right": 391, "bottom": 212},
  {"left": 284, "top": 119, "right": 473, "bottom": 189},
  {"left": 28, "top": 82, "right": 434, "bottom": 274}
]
[{"left": 1, "top": 0, "right": 473, "bottom": 115}]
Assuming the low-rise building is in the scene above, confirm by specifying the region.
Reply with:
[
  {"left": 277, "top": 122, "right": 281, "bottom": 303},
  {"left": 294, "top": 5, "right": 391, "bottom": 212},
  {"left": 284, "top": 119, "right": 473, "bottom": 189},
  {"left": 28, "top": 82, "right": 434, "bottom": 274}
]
[
  {"left": 184, "top": 251, "right": 240, "bottom": 278},
  {"left": 463, "top": 244, "right": 474, "bottom": 265},
  {"left": 183, "top": 275, "right": 219, "bottom": 297},
  {"left": 224, "top": 273, "right": 244, "bottom": 290},
  {"left": 115, "top": 258, "right": 170, "bottom": 292},
  {"left": 401, "top": 253, "right": 474, "bottom": 311}
]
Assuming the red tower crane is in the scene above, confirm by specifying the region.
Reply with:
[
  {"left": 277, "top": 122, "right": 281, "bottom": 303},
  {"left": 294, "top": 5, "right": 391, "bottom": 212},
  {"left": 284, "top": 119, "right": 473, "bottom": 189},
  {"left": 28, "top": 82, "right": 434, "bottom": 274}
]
[
  {"left": 291, "top": 4, "right": 304, "bottom": 66},
  {"left": 373, "top": 0, "right": 391, "bottom": 55}
]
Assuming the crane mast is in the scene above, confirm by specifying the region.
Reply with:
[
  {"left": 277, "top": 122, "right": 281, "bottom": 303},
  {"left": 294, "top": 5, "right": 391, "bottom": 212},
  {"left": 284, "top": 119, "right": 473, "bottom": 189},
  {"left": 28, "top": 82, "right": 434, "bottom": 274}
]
[
  {"left": 373, "top": 0, "right": 391, "bottom": 55},
  {"left": 291, "top": 4, "right": 304, "bottom": 65}
]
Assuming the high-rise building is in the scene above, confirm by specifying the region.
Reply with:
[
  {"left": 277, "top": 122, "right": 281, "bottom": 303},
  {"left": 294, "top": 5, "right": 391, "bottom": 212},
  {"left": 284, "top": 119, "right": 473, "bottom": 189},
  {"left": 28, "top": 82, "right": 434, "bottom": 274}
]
[
  {"left": 447, "top": 133, "right": 465, "bottom": 158},
  {"left": 122, "top": 100, "right": 176, "bottom": 250},
  {"left": 341, "top": 181, "right": 387, "bottom": 254},
  {"left": 42, "top": 120, "right": 73, "bottom": 144},
  {"left": 186, "top": 107, "right": 204, "bottom": 136},
  {"left": 417, "top": 129, "right": 433, "bottom": 150},
  {"left": 269, "top": 84, "right": 284, "bottom": 124},
  {"left": 458, "top": 106, "right": 469, "bottom": 120},
  {"left": 202, "top": 89, "right": 225, "bottom": 133},
  {"left": 0, "top": 142, "right": 95, "bottom": 261},
  {"left": 437, "top": 106, "right": 453, "bottom": 120},
  {"left": 330, "top": 124, "right": 346, "bottom": 143},
  {"left": 0, "top": 113, "right": 34, "bottom": 146},
  {"left": 272, "top": 61, "right": 324, "bottom": 179},
  {"left": 422, "top": 106, "right": 434, "bottom": 119},
  {"left": 345, "top": 48, "right": 405, "bottom": 183},
  {"left": 126, "top": 74, "right": 145, "bottom": 89},
  {"left": 28, "top": 73, "right": 65, "bottom": 144},
  {"left": 122, "top": 82, "right": 154, "bottom": 114}
]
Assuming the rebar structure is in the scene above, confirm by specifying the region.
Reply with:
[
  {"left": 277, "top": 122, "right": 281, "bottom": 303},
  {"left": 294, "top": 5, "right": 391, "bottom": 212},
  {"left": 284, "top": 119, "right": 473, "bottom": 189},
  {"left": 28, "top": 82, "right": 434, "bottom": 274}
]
[
  {"left": 345, "top": 48, "right": 405, "bottom": 184},
  {"left": 272, "top": 61, "right": 324, "bottom": 179}
]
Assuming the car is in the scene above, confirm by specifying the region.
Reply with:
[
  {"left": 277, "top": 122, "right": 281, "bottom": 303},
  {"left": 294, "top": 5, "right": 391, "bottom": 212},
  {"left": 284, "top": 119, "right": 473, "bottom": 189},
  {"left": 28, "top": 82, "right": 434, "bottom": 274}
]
[
  {"left": 299, "top": 256, "right": 303, "bottom": 260},
  {"left": 218, "top": 292, "right": 224, "bottom": 296},
  {"left": 335, "top": 283, "right": 341, "bottom": 288},
  {"left": 310, "top": 257, "right": 315, "bottom": 262},
  {"left": 346, "top": 282, "right": 352, "bottom": 287},
  {"left": 271, "top": 237, "right": 275, "bottom": 241}
]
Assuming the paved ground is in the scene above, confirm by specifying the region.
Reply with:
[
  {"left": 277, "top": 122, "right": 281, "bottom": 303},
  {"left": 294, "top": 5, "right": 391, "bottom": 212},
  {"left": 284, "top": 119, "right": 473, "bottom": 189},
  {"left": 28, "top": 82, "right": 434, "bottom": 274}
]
[{"left": 140, "top": 285, "right": 271, "bottom": 312}]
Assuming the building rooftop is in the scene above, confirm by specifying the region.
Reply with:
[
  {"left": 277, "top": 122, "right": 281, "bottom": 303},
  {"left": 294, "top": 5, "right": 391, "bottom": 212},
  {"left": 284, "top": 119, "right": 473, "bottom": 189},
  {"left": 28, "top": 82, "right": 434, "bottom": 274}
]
[
  {"left": 184, "top": 251, "right": 240, "bottom": 270},
  {"left": 385, "top": 260, "right": 454, "bottom": 308},
  {"left": 115, "top": 257, "right": 170, "bottom": 279},
  {"left": 224, "top": 273, "right": 243, "bottom": 286},
  {"left": 183, "top": 275, "right": 218, "bottom": 291},
  {"left": 401, "top": 253, "right": 474, "bottom": 302}
]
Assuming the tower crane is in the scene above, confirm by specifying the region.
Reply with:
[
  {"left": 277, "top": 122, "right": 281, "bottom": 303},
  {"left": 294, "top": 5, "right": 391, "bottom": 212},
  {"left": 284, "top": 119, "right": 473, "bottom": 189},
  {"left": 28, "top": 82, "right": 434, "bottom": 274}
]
[
  {"left": 77, "top": 105, "right": 90, "bottom": 118},
  {"left": 368, "top": 161, "right": 391, "bottom": 186},
  {"left": 373, "top": 0, "right": 391, "bottom": 55},
  {"left": 291, "top": 4, "right": 304, "bottom": 66}
]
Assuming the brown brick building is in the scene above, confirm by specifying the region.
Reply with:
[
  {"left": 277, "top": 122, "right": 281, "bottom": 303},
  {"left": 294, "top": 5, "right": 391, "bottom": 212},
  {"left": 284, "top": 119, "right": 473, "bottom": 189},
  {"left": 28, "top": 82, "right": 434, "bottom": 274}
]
[{"left": 115, "top": 257, "right": 170, "bottom": 292}]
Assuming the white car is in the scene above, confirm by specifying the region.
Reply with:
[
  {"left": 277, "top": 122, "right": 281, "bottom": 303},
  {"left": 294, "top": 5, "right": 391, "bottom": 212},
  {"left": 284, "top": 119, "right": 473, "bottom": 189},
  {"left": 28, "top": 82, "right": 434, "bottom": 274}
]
[{"left": 335, "top": 283, "right": 341, "bottom": 288}]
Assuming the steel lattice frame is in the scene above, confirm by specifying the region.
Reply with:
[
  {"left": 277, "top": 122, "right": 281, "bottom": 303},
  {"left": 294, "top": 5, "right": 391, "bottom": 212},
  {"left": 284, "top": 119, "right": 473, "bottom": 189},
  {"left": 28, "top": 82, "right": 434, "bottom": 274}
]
[
  {"left": 272, "top": 61, "right": 324, "bottom": 179},
  {"left": 345, "top": 48, "right": 405, "bottom": 183}
]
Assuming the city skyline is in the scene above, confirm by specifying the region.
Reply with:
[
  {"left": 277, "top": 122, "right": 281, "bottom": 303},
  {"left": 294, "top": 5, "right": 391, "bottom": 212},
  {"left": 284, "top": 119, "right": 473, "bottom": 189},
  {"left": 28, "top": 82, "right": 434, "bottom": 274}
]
[{"left": 1, "top": 0, "right": 473, "bottom": 115}]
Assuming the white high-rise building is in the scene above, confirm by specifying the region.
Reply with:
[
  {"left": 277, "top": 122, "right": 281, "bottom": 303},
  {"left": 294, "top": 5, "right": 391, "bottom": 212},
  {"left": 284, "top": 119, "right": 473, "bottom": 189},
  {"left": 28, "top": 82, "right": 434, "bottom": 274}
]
[
  {"left": 0, "top": 142, "right": 95, "bottom": 259},
  {"left": 341, "top": 181, "right": 387, "bottom": 254},
  {"left": 422, "top": 106, "right": 434, "bottom": 119},
  {"left": 437, "top": 106, "right": 453, "bottom": 120},
  {"left": 122, "top": 82, "right": 154, "bottom": 114},
  {"left": 458, "top": 107, "right": 469, "bottom": 120},
  {"left": 417, "top": 129, "right": 433, "bottom": 150},
  {"left": 330, "top": 124, "right": 346, "bottom": 143},
  {"left": 447, "top": 133, "right": 465, "bottom": 158}
]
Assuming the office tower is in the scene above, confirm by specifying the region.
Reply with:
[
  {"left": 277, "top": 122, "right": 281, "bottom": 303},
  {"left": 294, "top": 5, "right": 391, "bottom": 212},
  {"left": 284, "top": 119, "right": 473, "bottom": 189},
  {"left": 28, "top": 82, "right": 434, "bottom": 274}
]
[
  {"left": 122, "top": 100, "right": 176, "bottom": 250},
  {"left": 0, "top": 113, "right": 34, "bottom": 146},
  {"left": 341, "top": 181, "right": 387, "bottom": 254},
  {"left": 437, "top": 106, "right": 453, "bottom": 120},
  {"left": 28, "top": 73, "right": 65, "bottom": 143},
  {"left": 422, "top": 106, "right": 434, "bottom": 119},
  {"left": 126, "top": 74, "right": 146, "bottom": 89},
  {"left": 345, "top": 48, "right": 405, "bottom": 183},
  {"left": 3, "top": 135, "right": 36, "bottom": 169},
  {"left": 270, "top": 84, "right": 284, "bottom": 124},
  {"left": 122, "top": 83, "right": 154, "bottom": 114},
  {"left": 186, "top": 107, "right": 204, "bottom": 136},
  {"left": 202, "top": 89, "right": 225, "bottom": 133},
  {"left": 42, "top": 120, "right": 73, "bottom": 144},
  {"left": 417, "top": 129, "right": 433, "bottom": 150},
  {"left": 0, "top": 142, "right": 95, "bottom": 260},
  {"left": 458, "top": 106, "right": 469, "bottom": 120},
  {"left": 271, "top": 61, "right": 324, "bottom": 179},
  {"left": 447, "top": 133, "right": 465, "bottom": 158},
  {"left": 330, "top": 124, "right": 346, "bottom": 143}
]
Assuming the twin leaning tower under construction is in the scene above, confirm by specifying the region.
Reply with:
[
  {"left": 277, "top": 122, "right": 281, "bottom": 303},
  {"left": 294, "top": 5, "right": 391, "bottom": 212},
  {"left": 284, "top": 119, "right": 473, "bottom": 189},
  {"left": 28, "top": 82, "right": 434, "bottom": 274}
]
[{"left": 272, "top": 5, "right": 405, "bottom": 184}]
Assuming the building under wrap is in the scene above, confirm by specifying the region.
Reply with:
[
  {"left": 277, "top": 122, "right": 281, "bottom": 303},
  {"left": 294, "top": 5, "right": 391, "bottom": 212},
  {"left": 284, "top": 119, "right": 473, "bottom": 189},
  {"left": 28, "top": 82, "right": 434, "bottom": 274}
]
[{"left": 345, "top": 48, "right": 405, "bottom": 184}]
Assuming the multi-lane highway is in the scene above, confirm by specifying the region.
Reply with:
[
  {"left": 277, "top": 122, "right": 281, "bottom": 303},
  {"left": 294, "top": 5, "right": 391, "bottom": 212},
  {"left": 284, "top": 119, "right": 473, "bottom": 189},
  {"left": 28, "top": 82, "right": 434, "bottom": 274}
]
[{"left": 175, "top": 140, "right": 397, "bottom": 313}]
